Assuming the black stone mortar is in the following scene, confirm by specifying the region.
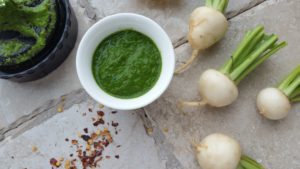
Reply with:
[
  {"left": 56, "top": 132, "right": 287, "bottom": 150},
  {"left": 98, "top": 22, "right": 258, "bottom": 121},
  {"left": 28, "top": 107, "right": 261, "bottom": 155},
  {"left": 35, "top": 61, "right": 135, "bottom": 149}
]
[{"left": 0, "top": 0, "right": 78, "bottom": 82}]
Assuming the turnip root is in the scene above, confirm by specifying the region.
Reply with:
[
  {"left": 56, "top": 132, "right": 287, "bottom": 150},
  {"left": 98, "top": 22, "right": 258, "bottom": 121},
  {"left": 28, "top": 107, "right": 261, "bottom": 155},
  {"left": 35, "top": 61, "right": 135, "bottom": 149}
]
[
  {"left": 194, "top": 133, "right": 266, "bottom": 169},
  {"left": 195, "top": 133, "right": 241, "bottom": 169},
  {"left": 180, "top": 26, "right": 287, "bottom": 108},
  {"left": 257, "top": 65, "right": 300, "bottom": 120},
  {"left": 175, "top": 0, "right": 229, "bottom": 74}
]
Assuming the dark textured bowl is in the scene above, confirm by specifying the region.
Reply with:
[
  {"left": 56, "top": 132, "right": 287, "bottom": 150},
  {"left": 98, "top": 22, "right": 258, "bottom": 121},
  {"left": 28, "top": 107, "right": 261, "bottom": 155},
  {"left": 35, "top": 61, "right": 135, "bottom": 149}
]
[{"left": 0, "top": 0, "right": 78, "bottom": 82}]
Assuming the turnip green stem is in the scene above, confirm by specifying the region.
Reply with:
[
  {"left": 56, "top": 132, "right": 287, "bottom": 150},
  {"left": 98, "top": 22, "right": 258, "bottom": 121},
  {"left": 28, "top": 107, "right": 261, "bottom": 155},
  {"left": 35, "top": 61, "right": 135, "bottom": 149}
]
[
  {"left": 234, "top": 41, "right": 287, "bottom": 84},
  {"left": 238, "top": 155, "right": 265, "bottom": 169},
  {"left": 206, "top": 0, "right": 229, "bottom": 13},
  {"left": 290, "top": 86, "right": 300, "bottom": 100},
  {"left": 291, "top": 96, "right": 300, "bottom": 103},
  {"left": 278, "top": 65, "right": 300, "bottom": 100},
  {"left": 219, "top": 26, "right": 286, "bottom": 85},
  {"left": 283, "top": 76, "right": 300, "bottom": 98}
]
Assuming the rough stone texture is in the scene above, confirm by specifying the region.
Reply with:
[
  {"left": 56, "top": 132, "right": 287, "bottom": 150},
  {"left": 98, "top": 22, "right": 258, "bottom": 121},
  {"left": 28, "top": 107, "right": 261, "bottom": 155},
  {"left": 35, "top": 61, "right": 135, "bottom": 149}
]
[
  {"left": 144, "top": 0, "right": 300, "bottom": 169},
  {"left": 0, "top": 101, "right": 165, "bottom": 169},
  {"left": 0, "top": 0, "right": 262, "bottom": 132}
]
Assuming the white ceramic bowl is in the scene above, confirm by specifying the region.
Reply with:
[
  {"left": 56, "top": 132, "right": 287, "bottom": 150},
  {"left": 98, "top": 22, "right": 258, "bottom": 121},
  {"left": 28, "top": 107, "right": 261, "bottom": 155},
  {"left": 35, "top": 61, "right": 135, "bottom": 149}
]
[{"left": 76, "top": 13, "right": 175, "bottom": 110}]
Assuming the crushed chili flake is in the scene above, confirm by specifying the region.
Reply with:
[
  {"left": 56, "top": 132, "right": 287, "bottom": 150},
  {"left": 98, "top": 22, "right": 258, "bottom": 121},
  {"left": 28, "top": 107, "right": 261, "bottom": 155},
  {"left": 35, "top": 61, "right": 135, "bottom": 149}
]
[
  {"left": 81, "top": 135, "right": 91, "bottom": 142},
  {"left": 116, "top": 145, "right": 121, "bottom": 148},
  {"left": 93, "top": 118, "right": 105, "bottom": 126},
  {"left": 65, "top": 138, "right": 69, "bottom": 142},
  {"left": 50, "top": 108, "right": 120, "bottom": 169},
  {"left": 97, "top": 111, "right": 105, "bottom": 117},
  {"left": 111, "top": 121, "right": 119, "bottom": 127},
  {"left": 71, "top": 140, "right": 78, "bottom": 145},
  {"left": 50, "top": 158, "right": 61, "bottom": 167},
  {"left": 115, "top": 155, "right": 119, "bottom": 159}
]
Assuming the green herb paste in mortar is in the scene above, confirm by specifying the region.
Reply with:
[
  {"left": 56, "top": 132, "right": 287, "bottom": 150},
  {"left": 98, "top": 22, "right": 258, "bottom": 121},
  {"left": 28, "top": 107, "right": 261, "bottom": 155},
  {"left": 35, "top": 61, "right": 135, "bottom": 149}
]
[
  {"left": 92, "top": 30, "right": 162, "bottom": 99},
  {"left": 0, "top": 0, "right": 57, "bottom": 66}
]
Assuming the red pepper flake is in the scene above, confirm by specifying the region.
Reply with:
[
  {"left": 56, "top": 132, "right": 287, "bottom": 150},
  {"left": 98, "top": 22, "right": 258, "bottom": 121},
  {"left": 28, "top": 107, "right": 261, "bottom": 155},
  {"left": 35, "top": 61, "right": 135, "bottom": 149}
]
[
  {"left": 81, "top": 135, "right": 91, "bottom": 142},
  {"left": 50, "top": 109, "right": 121, "bottom": 169},
  {"left": 50, "top": 158, "right": 61, "bottom": 167},
  {"left": 97, "top": 111, "right": 105, "bottom": 117},
  {"left": 111, "top": 121, "right": 119, "bottom": 127},
  {"left": 71, "top": 140, "right": 78, "bottom": 145},
  {"left": 93, "top": 118, "right": 105, "bottom": 127}
]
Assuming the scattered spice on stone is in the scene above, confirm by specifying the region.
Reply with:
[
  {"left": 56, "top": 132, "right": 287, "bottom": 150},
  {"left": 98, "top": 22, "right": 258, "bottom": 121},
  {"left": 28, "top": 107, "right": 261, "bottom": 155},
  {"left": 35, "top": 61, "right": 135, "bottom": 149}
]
[
  {"left": 97, "top": 111, "right": 105, "bottom": 117},
  {"left": 71, "top": 140, "right": 78, "bottom": 145},
  {"left": 32, "top": 146, "right": 38, "bottom": 152},
  {"left": 111, "top": 111, "right": 117, "bottom": 114},
  {"left": 50, "top": 158, "right": 61, "bottom": 167},
  {"left": 111, "top": 121, "right": 119, "bottom": 127},
  {"left": 50, "top": 108, "right": 120, "bottom": 169}
]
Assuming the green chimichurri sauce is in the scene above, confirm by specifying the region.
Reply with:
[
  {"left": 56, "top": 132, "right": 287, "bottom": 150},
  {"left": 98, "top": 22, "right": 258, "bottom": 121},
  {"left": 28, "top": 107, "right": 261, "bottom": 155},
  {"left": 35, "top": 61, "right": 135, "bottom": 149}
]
[
  {"left": 92, "top": 30, "right": 162, "bottom": 99},
  {"left": 0, "top": 0, "right": 57, "bottom": 66}
]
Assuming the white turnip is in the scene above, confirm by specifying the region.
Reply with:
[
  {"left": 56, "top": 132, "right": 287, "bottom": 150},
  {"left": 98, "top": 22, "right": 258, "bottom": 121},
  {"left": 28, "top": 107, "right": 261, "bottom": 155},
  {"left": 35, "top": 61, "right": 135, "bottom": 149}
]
[
  {"left": 257, "top": 65, "right": 300, "bottom": 120},
  {"left": 195, "top": 133, "right": 241, "bottom": 169},
  {"left": 194, "top": 133, "right": 266, "bottom": 169},
  {"left": 175, "top": 0, "right": 229, "bottom": 74}
]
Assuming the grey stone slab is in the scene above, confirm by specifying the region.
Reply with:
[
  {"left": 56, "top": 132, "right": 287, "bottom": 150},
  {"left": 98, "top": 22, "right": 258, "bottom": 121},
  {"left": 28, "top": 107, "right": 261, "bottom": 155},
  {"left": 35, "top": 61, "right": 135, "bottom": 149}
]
[
  {"left": 0, "top": 100, "right": 166, "bottom": 169},
  {"left": 144, "top": 0, "right": 300, "bottom": 169}
]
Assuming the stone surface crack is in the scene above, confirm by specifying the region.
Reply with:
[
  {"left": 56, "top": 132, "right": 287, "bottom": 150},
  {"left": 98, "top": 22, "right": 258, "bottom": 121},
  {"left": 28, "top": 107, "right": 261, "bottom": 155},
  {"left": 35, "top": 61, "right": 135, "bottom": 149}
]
[
  {"left": 0, "top": 89, "right": 87, "bottom": 142},
  {"left": 137, "top": 108, "right": 185, "bottom": 169}
]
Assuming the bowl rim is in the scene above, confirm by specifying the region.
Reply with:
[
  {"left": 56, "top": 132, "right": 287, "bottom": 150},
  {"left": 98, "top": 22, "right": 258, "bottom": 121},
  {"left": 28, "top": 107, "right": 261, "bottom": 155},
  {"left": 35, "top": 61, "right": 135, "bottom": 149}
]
[{"left": 76, "top": 13, "right": 175, "bottom": 110}]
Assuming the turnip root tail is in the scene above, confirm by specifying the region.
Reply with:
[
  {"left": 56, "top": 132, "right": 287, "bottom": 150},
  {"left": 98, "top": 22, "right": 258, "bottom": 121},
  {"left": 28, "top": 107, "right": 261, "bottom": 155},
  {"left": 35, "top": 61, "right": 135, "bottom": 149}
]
[
  {"left": 191, "top": 138, "right": 206, "bottom": 152},
  {"left": 178, "top": 100, "right": 207, "bottom": 108},
  {"left": 175, "top": 50, "right": 200, "bottom": 74}
]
